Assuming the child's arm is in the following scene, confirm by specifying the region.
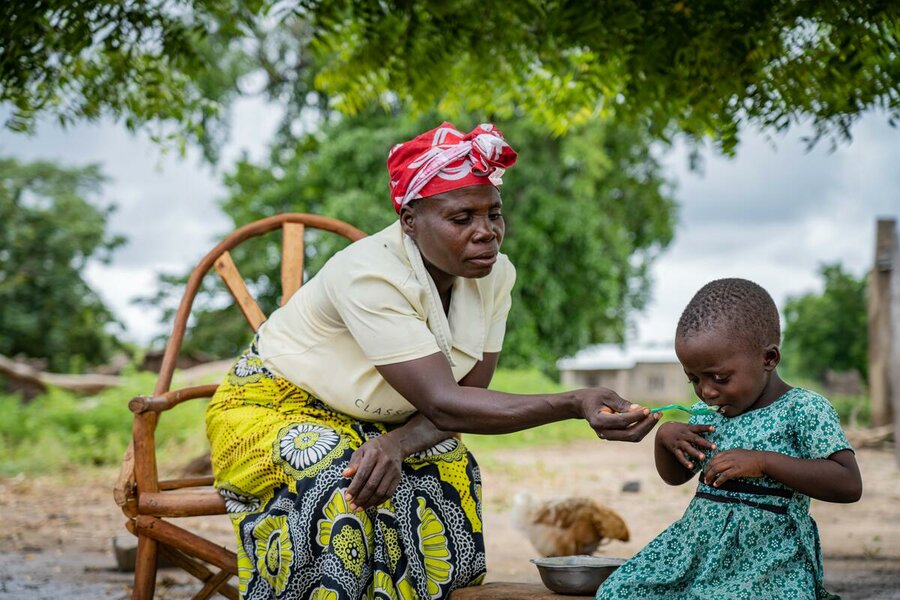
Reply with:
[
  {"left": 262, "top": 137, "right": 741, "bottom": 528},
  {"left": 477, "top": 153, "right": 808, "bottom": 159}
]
[
  {"left": 654, "top": 422, "right": 717, "bottom": 486},
  {"left": 702, "top": 449, "right": 862, "bottom": 503}
]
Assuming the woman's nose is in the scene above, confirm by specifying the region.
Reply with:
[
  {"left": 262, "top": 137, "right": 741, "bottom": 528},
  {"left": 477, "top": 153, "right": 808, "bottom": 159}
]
[{"left": 472, "top": 216, "right": 496, "bottom": 241}]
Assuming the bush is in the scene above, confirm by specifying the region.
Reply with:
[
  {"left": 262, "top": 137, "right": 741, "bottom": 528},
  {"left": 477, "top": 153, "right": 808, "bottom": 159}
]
[{"left": 0, "top": 372, "right": 209, "bottom": 476}]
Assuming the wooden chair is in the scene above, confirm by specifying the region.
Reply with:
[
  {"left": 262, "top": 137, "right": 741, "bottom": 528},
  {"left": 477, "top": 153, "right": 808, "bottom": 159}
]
[{"left": 114, "top": 213, "right": 366, "bottom": 599}]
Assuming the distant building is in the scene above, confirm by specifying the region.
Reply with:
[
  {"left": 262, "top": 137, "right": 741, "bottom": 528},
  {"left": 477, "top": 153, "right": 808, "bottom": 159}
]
[{"left": 557, "top": 343, "right": 691, "bottom": 404}]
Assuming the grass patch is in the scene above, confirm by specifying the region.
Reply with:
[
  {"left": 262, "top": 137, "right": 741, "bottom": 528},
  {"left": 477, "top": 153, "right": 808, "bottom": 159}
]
[
  {"left": 0, "top": 372, "right": 209, "bottom": 477},
  {"left": 0, "top": 367, "right": 871, "bottom": 476},
  {"left": 466, "top": 367, "right": 593, "bottom": 453}
]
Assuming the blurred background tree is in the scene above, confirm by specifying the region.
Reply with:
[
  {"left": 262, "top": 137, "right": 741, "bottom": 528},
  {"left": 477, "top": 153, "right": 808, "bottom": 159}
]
[
  {"left": 0, "top": 157, "right": 125, "bottom": 372},
  {"left": 782, "top": 263, "right": 868, "bottom": 384}
]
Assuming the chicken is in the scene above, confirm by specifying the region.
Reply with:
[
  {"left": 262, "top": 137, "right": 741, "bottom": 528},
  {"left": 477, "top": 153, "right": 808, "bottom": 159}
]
[{"left": 510, "top": 492, "right": 630, "bottom": 557}]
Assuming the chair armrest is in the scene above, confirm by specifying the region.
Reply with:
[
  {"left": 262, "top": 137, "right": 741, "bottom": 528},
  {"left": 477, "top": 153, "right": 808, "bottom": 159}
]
[
  {"left": 128, "top": 384, "right": 220, "bottom": 413},
  {"left": 139, "top": 489, "right": 227, "bottom": 517},
  {"left": 159, "top": 476, "right": 215, "bottom": 490},
  {"left": 114, "top": 442, "right": 138, "bottom": 516}
]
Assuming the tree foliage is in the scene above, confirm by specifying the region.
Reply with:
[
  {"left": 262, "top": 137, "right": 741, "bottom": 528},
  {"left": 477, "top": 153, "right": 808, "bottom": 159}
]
[
  {"left": 0, "top": 157, "right": 124, "bottom": 372},
  {"left": 3, "top": 2, "right": 899, "bottom": 154},
  {"left": 782, "top": 263, "right": 868, "bottom": 383},
  {"left": 306, "top": 1, "right": 900, "bottom": 152},
  {"left": 154, "top": 110, "right": 675, "bottom": 369},
  {"left": 0, "top": 0, "right": 265, "bottom": 158}
]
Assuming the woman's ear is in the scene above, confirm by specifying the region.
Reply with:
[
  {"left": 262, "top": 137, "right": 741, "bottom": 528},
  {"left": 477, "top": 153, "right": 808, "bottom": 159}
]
[
  {"left": 399, "top": 205, "right": 416, "bottom": 238},
  {"left": 763, "top": 344, "right": 781, "bottom": 371}
]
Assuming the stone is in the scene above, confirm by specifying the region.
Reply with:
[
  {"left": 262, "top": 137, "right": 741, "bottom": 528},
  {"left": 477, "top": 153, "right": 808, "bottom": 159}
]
[{"left": 621, "top": 480, "right": 641, "bottom": 493}]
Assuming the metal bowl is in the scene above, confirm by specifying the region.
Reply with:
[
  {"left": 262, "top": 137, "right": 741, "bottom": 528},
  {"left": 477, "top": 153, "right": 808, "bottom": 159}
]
[{"left": 530, "top": 555, "right": 626, "bottom": 596}]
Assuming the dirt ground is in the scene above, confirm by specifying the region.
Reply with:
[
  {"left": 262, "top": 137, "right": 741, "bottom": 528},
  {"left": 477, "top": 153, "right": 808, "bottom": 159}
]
[{"left": 1, "top": 437, "right": 898, "bottom": 599}]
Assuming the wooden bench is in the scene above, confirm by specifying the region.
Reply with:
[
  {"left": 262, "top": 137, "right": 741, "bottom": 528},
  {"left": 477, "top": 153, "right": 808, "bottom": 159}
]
[{"left": 450, "top": 582, "right": 593, "bottom": 599}]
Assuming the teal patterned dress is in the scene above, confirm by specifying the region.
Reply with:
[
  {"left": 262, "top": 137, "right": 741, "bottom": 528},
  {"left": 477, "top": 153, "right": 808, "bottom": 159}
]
[{"left": 596, "top": 388, "right": 852, "bottom": 600}]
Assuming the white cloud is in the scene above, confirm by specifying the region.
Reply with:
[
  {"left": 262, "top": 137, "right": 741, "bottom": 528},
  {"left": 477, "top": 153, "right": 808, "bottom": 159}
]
[
  {"left": 84, "top": 263, "right": 163, "bottom": 344},
  {"left": 634, "top": 113, "right": 899, "bottom": 346}
]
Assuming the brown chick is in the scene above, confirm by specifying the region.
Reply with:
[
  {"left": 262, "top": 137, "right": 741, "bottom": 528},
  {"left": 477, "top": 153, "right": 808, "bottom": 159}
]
[{"left": 510, "top": 492, "right": 630, "bottom": 557}]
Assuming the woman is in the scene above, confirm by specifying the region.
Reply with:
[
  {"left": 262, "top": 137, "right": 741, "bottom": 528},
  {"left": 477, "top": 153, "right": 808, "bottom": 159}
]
[{"left": 206, "top": 122, "right": 660, "bottom": 599}]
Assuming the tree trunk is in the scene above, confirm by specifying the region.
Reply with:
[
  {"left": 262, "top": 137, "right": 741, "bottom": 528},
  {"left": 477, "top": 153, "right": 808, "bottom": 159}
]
[
  {"left": 869, "top": 219, "right": 896, "bottom": 428},
  {"left": 890, "top": 225, "right": 900, "bottom": 466},
  {"left": 0, "top": 353, "right": 123, "bottom": 395}
]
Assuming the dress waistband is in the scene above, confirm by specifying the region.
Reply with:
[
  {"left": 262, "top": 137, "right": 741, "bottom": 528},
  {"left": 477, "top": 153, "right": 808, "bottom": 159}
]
[
  {"left": 703, "top": 478, "right": 794, "bottom": 498},
  {"left": 695, "top": 478, "right": 793, "bottom": 515}
]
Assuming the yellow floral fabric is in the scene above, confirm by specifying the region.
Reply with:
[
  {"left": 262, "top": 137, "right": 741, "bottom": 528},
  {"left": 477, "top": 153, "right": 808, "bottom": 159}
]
[{"left": 206, "top": 341, "right": 486, "bottom": 599}]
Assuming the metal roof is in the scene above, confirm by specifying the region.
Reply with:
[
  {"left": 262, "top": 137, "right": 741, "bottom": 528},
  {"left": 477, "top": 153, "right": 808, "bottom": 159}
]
[{"left": 557, "top": 343, "right": 679, "bottom": 371}]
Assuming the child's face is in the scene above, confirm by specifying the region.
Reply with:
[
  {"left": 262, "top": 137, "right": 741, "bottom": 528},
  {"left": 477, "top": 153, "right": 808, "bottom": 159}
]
[{"left": 675, "top": 328, "right": 780, "bottom": 418}]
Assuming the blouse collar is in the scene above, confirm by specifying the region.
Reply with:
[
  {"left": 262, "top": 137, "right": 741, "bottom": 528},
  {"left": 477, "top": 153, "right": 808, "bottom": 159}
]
[{"left": 399, "top": 224, "right": 486, "bottom": 366}]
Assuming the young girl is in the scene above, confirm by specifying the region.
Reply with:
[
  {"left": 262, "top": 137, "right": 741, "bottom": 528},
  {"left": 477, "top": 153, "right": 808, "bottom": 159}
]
[{"left": 596, "top": 278, "right": 862, "bottom": 600}]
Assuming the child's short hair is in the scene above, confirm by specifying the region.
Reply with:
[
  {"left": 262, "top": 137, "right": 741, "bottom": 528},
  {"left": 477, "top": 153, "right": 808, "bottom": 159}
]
[{"left": 676, "top": 278, "right": 781, "bottom": 349}]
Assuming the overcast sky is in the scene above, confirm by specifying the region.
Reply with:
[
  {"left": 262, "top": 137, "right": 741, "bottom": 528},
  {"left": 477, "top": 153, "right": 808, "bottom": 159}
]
[{"left": 2, "top": 101, "right": 898, "bottom": 351}]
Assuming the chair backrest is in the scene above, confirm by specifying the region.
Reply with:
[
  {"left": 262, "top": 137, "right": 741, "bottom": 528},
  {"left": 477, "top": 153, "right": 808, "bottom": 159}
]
[
  {"left": 152, "top": 213, "right": 366, "bottom": 396},
  {"left": 117, "top": 213, "right": 366, "bottom": 513}
]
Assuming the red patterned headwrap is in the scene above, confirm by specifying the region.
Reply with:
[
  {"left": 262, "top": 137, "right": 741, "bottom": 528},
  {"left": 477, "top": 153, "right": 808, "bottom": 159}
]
[{"left": 387, "top": 122, "right": 518, "bottom": 213}]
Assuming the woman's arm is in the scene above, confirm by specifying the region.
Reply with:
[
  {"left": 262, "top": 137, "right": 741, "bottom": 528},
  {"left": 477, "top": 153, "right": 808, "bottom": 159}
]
[
  {"left": 343, "top": 412, "right": 455, "bottom": 510},
  {"left": 345, "top": 351, "right": 659, "bottom": 509},
  {"left": 344, "top": 353, "right": 501, "bottom": 509},
  {"left": 376, "top": 352, "right": 659, "bottom": 439},
  {"left": 457, "top": 351, "right": 500, "bottom": 389},
  {"left": 703, "top": 448, "right": 862, "bottom": 503},
  {"left": 654, "top": 422, "right": 717, "bottom": 485}
]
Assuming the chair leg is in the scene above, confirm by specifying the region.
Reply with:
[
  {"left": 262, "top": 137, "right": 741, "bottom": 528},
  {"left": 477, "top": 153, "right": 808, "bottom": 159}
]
[
  {"left": 192, "top": 569, "right": 234, "bottom": 600},
  {"left": 133, "top": 535, "right": 159, "bottom": 600},
  {"left": 158, "top": 543, "right": 240, "bottom": 600}
]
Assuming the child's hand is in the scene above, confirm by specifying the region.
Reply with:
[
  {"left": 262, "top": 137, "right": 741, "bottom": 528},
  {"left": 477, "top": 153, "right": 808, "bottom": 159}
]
[
  {"left": 703, "top": 449, "right": 766, "bottom": 487},
  {"left": 656, "top": 422, "right": 716, "bottom": 471}
]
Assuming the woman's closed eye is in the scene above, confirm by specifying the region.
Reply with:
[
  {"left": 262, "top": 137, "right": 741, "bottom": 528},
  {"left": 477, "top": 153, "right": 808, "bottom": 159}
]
[
  {"left": 451, "top": 212, "right": 502, "bottom": 225},
  {"left": 450, "top": 212, "right": 473, "bottom": 225}
]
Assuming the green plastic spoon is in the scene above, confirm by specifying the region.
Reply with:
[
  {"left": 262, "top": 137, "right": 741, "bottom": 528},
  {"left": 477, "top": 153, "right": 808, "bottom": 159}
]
[{"left": 649, "top": 404, "right": 719, "bottom": 416}]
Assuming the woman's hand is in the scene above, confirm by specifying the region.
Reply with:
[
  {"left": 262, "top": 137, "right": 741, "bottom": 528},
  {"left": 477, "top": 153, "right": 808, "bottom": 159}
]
[
  {"left": 656, "top": 422, "right": 717, "bottom": 470},
  {"left": 580, "top": 388, "right": 660, "bottom": 442},
  {"left": 342, "top": 435, "right": 404, "bottom": 511},
  {"left": 703, "top": 449, "right": 766, "bottom": 487}
]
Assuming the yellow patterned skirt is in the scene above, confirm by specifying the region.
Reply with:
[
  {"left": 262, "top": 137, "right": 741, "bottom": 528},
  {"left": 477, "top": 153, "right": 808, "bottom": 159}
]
[{"left": 206, "top": 341, "right": 486, "bottom": 599}]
